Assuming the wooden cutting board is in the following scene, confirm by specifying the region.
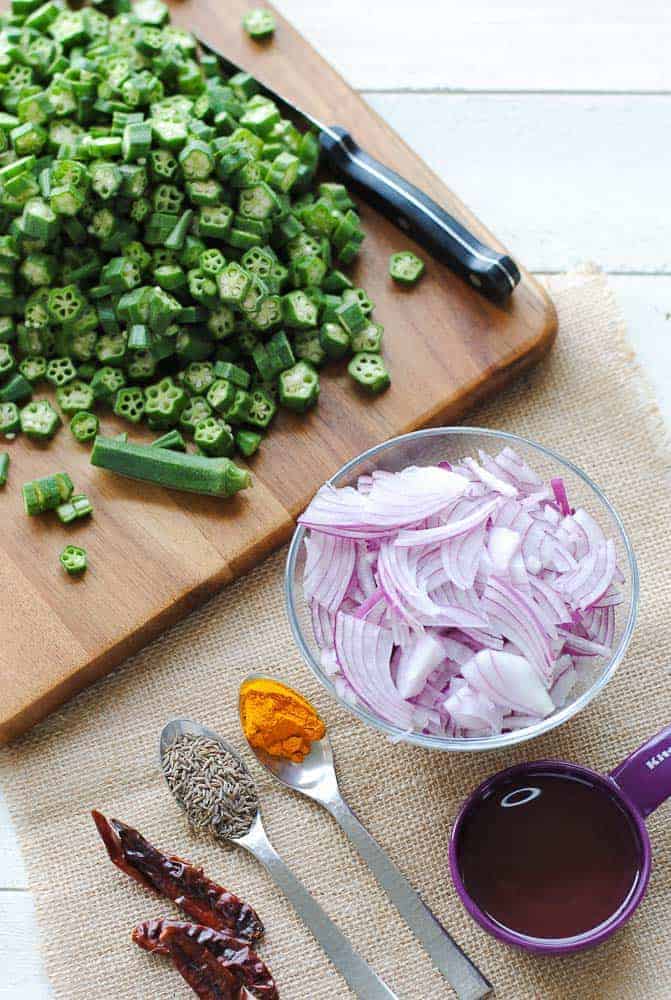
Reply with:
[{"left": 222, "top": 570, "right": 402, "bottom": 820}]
[{"left": 0, "top": 0, "right": 557, "bottom": 743}]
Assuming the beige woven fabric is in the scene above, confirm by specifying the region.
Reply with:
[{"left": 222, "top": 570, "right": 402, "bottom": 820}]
[{"left": 2, "top": 268, "right": 671, "bottom": 1000}]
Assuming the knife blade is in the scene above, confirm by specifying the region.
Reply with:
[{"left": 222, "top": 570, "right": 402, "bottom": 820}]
[{"left": 199, "top": 38, "right": 520, "bottom": 303}]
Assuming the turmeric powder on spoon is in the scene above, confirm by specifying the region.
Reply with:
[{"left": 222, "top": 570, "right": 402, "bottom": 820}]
[{"left": 240, "top": 678, "right": 325, "bottom": 763}]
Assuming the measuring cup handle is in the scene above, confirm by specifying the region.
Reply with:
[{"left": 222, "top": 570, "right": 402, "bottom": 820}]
[{"left": 610, "top": 723, "right": 671, "bottom": 818}]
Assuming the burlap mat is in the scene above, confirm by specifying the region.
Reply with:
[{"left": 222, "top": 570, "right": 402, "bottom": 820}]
[{"left": 2, "top": 268, "right": 670, "bottom": 1000}]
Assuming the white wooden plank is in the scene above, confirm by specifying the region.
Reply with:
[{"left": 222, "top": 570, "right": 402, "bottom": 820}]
[
  {"left": 275, "top": 0, "right": 671, "bottom": 92},
  {"left": 608, "top": 276, "right": 671, "bottom": 430},
  {"left": 365, "top": 93, "right": 671, "bottom": 273},
  {"left": 0, "top": 789, "right": 27, "bottom": 889},
  {"left": 0, "top": 895, "right": 52, "bottom": 998}
]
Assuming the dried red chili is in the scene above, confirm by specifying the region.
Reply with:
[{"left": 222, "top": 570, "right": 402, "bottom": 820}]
[
  {"left": 133, "top": 919, "right": 279, "bottom": 1000},
  {"left": 160, "top": 923, "right": 256, "bottom": 1000},
  {"left": 92, "top": 811, "right": 263, "bottom": 942}
]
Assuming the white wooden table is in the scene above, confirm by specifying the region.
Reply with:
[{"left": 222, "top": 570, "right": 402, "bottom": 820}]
[{"left": 2, "top": 1, "right": 671, "bottom": 993}]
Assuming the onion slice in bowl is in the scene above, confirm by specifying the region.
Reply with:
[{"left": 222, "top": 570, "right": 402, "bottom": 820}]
[
  {"left": 335, "top": 612, "right": 415, "bottom": 729},
  {"left": 301, "top": 446, "right": 623, "bottom": 740}
]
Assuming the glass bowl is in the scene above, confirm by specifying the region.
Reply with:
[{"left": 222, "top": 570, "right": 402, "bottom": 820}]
[{"left": 285, "top": 427, "right": 639, "bottom": 752}]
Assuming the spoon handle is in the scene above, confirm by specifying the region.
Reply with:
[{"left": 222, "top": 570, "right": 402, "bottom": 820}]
[
  {"left": 241, "top": 821, "right": 397, "bottom": 999},
  {"left": 326, "top": 795, "right": 491, "bottom": 1000}
]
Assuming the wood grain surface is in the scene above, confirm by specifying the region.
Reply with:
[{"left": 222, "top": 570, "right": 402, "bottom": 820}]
[{"left": 0, "top": 0, "right": 556, "bottom": 744}]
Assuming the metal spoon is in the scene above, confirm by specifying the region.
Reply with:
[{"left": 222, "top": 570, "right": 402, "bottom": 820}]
[
  {"left": 159, "top": 718, "right": 397, "bottom": 1000},
  {"left": 239, "top": 676, "right": 492, "bottom": 1000}
]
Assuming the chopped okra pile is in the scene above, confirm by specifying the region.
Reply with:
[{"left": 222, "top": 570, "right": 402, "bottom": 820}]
[{"left": 0, "top": 0, "right": 410, "bottom": 498}]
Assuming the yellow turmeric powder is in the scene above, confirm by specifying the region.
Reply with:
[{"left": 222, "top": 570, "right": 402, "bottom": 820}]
[{"left": 240, "top": 678, "right": 326, "bottom": 763}]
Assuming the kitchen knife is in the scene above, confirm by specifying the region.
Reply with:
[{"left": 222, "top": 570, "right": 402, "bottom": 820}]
[{"left": 200, "top": 38, "right": 521, "bottom": 303}]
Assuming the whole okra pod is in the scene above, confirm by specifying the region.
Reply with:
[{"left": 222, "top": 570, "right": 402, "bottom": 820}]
[{"left": 90, "top": 436, "right": 251, "bottom": 499}]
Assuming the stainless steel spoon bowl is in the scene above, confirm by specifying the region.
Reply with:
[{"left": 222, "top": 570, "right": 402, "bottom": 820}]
[
  {"left": 239, "top": 675, "right": 492, "bottom": 1000},
  {"left": 159, "top": 717, "right": 396, "bottom": 1000}
]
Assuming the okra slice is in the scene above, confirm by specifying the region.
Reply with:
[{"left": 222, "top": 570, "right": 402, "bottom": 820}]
[
  {"left": 101, "top": 256, "right": 141, "bottom": 293},
  {"left": 56, "top": 379, "right": 95, "bottom": 415},
  {"left": 0, "top": 342, "right": 15, "bottom": 377},
  {"left": 45, "top": 356, "right": 77, "bottom": 387},
  {"left": 322, "top": 268, "right": 354, "bottom": 294},
  {"left": 151, "top": 429, "right": 186, "bottom": 452},
  {"left": 242, "top": 6, "right": 275, "bottom": 38},
  {"left": 47, "top": 284, "right": 84, "bottom": 324},
  {"left": 179, "top": 139, "right": 214, "bottom": 180},
  {"left": 266, "top": 330, "right": 295, "bottom": 373},
  {"left": 279, "top": 361, "right": 319, "bottom": 413},
  {"left": 144, "top": 376, "right": 187, "bottom": 428},
  {"left": 290, "top": 253, "right": 327, "bottom": 289},
  {"left": 207, "top": 378, "right": 237, "bottom": 413},
  {"left": 187, "top": 268, "right": 218, "bottom": 306},
  {"left": 22, "top": 472, "right": 73, "bottom": 515},
  {"left": 199, "top": 248, "right": 226, "bottom": 276},
  {"left": 113, "top": 386, "right": 146, "bottom": 424},
  {"left": 266, "top": 151, "right": 299, "bottom": 193},
  {"left": 91, "top": 365, "right": 126, "bottom": 401},
  {"left": 251, "top": 343, "right": 274, "bottom": 382},
  {"left": 319, "top": 321, "right": 350, "bottom": 360},
  {"left": 60, "top": 544, "right": 87, "bottom": 576},
  {"left": 350, "top": 321, "right": 384, "bottom": 354},
  {"left": 348, "top": 352, "right": 391, "bottom": 393},
  {"left": 246, "top": 387, "right": 276, "bottom": 428},
  {"left": 194, "top": 415, "right": 234, "bottom": 457},
  {"left": 294, "top": 330, "right": 326, "bottom": 367},
  {"left": 389, "top": 250, "right": 425, "bottom": 285},
  {"left": 282, "top": 289, "right": 319, "bottom": 329},
  {"left": 128, "top": 349, "right": 158, "bottom": 384},
  {"left": 235, "top": 429, "right": 262, "bottom": 457},
  {"left": 57, "top": 494, "right": 93, "bottom": 524},
  {"left": 69, "top": 410, "right": 99, "bottom": 443},
  {"left": 336, "top": 298, "right": 367, "bottom": 336},
  {"left": 197, "top": 201, "right": 235, "bottom": 242},
  {"left": 96, "top": 332, "right": 127, "bottom": 366},
  {"left": 90, "top": 161, "right": 123, "bottom": 200},
  {"left": 179, "top": 394, "right": 212, "bottom": 434},
  {"left": 183, "top": 361, "right": 215, "bottom": 395},
  {"left": 0, "top": 401, "right": 20, "bottom": 435},
  {"left": 1, "top": 374, "right": 34, "bottom": 404}
]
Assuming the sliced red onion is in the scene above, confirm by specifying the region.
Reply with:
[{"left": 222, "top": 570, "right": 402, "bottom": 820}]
[
  {"left": 304, "top": 533, "right": 356, "bottom": 613},
  {"left": 557, "top": 628, "right": 613, "bottom": 658},
  {"left": 463, "top": 456, "right": 518, "bottom": 497},
  {"left": 311, "top": 600, "right": 335, "bottom": 649},
  {"left": 394, "top": 497, "right": 499, "bottom": 548},
  {"left": 443, "top": 681, "right": 504, "bottom": 734},
  {"left": 299, "top": 465, "right": 469, "bottom": 537},
  {"left": 301, "top": 448, "right": 622, "bottom": 739},
  {"left": 551, "top": 663, "right": 578, "bottom": 707},
  {"left": 355, "top": 543, "right": 377, "bottom": 598},
  {"left": 576, "top": 539, "right": 616, "bottom": 610},
  {"left": 494, "top": 446, "right": 544, "bottom": 491},
  {"left": 488, "top": 526, "right": 521, "bottom": 574},
  {"left": 481, "top": 577, "right": 556, "bottom": 683},
  {"left": 335, "top": 612, "right": 414, "bottom": 728},
  {"left": 441, "top": 518, "right": 488, "bottom": 590},
  {"left": 462, "top": 649, "right": 555, "bottom": 717},
  {"left": 353, "top": 588, "right": 385, "bottom": 620},
  {"left": 502, "top": 713, "right": 544, "bottom": 730},
  {"left": 395, "top": 633, "right": 446, "bottom": 699}
]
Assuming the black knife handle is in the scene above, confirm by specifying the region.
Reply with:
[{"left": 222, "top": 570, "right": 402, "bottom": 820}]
[{"left": 319, "top": 126, "right": 520, "bottom": 303}]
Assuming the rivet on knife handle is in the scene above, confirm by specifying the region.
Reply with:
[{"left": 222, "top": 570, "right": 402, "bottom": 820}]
[{"left": 319, "top": 126, "right": 520, "bottom": 304}]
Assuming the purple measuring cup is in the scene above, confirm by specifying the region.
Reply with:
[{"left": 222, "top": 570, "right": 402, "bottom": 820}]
[{"left": 449, "top": 723, "right": 671, "bottom": 954}]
